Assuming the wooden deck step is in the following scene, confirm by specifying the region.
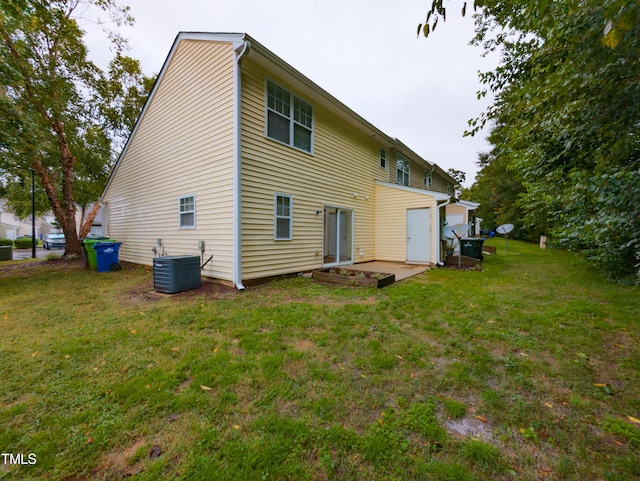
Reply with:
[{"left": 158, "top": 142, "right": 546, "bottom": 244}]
[{"left": 444, "top": 255, "right": 482, "bottom": 267}]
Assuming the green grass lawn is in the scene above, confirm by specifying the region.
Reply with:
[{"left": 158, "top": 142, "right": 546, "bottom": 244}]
[{"left": 1, "top": 240, "right": 638, "bottom": 480}]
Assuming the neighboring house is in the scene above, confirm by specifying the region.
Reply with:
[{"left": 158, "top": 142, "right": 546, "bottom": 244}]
[
  {"left": 444, "top": 199, "right": 481, "bottom": 254},
  {"left": 0, "top": 198, "right": 101, "bottom": 241},
  {"left": 446, "top": 200, "right": 481, "bottom": 236},
  {"left": 78, "top": 202, "right": 104, "bottom": 237},
  {"left": 101, "top": 32, "right": 468, "bottom": 289},
  {"left": 0, "top": 198, "right": 52, "bottom": 240}
]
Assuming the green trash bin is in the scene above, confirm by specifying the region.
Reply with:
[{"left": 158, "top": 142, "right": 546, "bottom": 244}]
[
  {"left": 0, "top": 246, "right": 12, "bottom": 261},
  {"left": 460, "top": 237, "right": 485, "bottom": 260},
  {"left": 83, "top": 237, "right": 115, "bottom": 270}
]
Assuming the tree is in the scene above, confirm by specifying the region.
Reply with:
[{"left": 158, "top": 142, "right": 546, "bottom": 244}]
[
  {"left": 0, "top": 0, "right": 152, "bottom": 255},
  {"left": 419, "top": 1, "right": 639, "bottom": 48},
  {"left": 420, "top": 0, "right": 640, "bottom": 283},
  {"left": 463, "top": 149, "right": 528, "bottom": 239},
  {"left": 446, "top": 168, "right": 466, "bottom": 190}
]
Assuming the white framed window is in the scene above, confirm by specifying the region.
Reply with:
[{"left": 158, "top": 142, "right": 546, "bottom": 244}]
[
  {"left": 424, "top": 171, "right": 433, "bottom": 189},
  {"left": 447, "top": 184, "right": 453, "bottom": 196},
  {"left": 274, "top": 193, "right": 292, "bottom": 240},
  {"left": 396, "top": 154, "right": 409, "bottom": 186},
  {"left": 179, "top": 194, "right": 196, "bottom": 228},
  {"left": 380, "top": 148, "right": 387, "bottom": 169},
  {"left": 266, "top": 80, "right": 313, "bottom": 153}
]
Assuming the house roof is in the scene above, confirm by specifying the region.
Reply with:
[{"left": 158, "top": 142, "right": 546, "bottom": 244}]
[
  {"left": 458, "top": 200, "right": 481, "bottom": 210},
  {"left": 101, "top": 32, "right": 456, "bottom": 198}
]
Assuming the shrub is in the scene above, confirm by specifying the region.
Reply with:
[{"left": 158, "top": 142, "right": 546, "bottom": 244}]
[
  {"left": 0, "top": 239, "right": 13, "bottom": 247},
  {"left": 14, "top": 238, "right": 34, "bottom": 249}
]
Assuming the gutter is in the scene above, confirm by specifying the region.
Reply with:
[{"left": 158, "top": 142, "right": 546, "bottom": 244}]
[
  {"left": 232, "top": 38, "right": 251, "bottom": 290},
  {"left": 435, "top": 197, "right": 451, "bottom": 265}
]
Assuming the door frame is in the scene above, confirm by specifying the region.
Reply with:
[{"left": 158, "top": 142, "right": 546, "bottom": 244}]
[
  {"left": 322, "top": 205, "right": 354, "bottom": 267},
  {"left": 406, "top": 207, "right": 431, "bottom": 264}
]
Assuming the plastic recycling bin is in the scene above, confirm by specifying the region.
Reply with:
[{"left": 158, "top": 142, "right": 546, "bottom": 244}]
[
  {"left": 83, "top": 237, "right": 115, "bottom": 270},
  {"left": 460, "top": 237, "right": 485, "bottom": 260},
  {"left": 93, "top": 242, "right": 123, "bottom": 272}
]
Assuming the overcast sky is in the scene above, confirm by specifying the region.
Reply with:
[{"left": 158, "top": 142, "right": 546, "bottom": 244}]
[{"left": 84, "top": 0, "right": 498, "bottom": 187}]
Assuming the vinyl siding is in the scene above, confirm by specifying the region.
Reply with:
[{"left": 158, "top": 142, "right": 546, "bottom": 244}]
[
  {"left": 391, "top": 151, "right": 449, "bottom": 194},
  {"left": 239, "top": 59, "right": 387, "bottom": 280},
  {"left": 431, "top": 172, "right": 451, "bottom": 194},
  {"left": 409, "top": 161, "right": 427, "bottom": 191},
  {"left": 446, "top": 204, "right": 468, "bottom": 223},
  {"left": 102, "top": 40, "right": 236, "bottom": 280},
  {"left": 375, "top": 182, "right": 438, "bottom": 263}
]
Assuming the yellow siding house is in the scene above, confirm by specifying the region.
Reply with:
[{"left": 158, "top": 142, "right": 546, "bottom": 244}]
[
  {"left": 446, "top": 200, "right": 481, "bottom": 234},
  {"left": 101, "top": 33, "right": 461, "bottom": 289}
]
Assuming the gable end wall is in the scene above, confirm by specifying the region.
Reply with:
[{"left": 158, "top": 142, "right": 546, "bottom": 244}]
[{"left": 103, "top": 40, "right": 236, "bottom": 281}]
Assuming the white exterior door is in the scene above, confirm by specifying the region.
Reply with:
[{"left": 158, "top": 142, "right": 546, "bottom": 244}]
[{"left": 407, "top": 208, "right": 431, "bottom": 263}]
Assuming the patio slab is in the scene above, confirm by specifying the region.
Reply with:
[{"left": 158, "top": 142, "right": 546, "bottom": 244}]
[{"left": 349, "top": 261, "right": 429, "bottom": 281}]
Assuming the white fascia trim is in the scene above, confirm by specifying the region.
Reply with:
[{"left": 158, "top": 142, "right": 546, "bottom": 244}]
[{"left": 458, "top": 199, "right": 481, "bottom": 209}]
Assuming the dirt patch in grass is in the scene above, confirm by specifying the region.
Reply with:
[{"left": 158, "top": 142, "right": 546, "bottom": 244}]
[
  {"left": 124, "top": 276, "right": 238, "bottom": 304},
  {"left": 0, "top": 256, "right": 83, "bottom": 276},
  {"left": 93, "top": 437, "right": 147, "bottom": 479},
  {"left": 174, "top": 377, "right": 193, "bottom": 394},
  {"left": 294, "top": 339, "right": 316, "bottom": 352},
  {"left": 444, "top": 416, "right": 494, "bottom": 441}
]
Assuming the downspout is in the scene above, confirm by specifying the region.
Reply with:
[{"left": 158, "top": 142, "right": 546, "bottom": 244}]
[
  {"left": 435, "top": 197, "right": 450, "bottom": 266},
  {"left": 233, "top": 39, "right": 251, "bottom": 290}
]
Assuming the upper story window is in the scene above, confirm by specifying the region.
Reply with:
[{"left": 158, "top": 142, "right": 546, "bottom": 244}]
[
  {"left": 380, "top": 148, "right": 387, "bottom": 169},
  {"left": 396, "top": 154, "right": 409, "bottom": 186},
  {"left": 447, "top": 184, "right": 453, "bottom": 196},
  {"left": 267, "top": 80, "right": 313, "bottom": 153},
  {"left": 179, "top": 194, "right": 196, "bottom": 228},
  {"left": 424, "top": 171, "right": 433, "bottom": 189}
]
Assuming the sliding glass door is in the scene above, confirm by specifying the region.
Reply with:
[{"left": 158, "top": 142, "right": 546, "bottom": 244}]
[{"left": 323, "top": 207, "right": 353, "bottom": 266}]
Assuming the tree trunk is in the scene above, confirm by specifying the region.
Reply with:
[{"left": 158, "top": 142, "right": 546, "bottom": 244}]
[
  {"left": 32, "top": 148, "right": 83, "bottom": 257},
  {"left": 55, "top": 121, "right": 82, "bottom": 257},
  {"left": 79, "top": 203, "right": 101, "bottom": 240}
]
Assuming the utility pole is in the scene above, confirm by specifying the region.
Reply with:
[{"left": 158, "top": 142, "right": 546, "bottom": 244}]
[{"left": 28, "top": 168, "right": 36, "bottom": 258}]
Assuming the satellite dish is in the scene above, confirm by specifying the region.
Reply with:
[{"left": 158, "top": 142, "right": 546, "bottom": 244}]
[
  {"left": 496, "top": 223, "right": 514, "bottom": 253},
  {"left": 444, "top": 226, "right": 457, "bottom": 240},
  {"left": 444, "top": 223, "right": 469, "bottom": 239},
  {"left": 444, "top": 224, "right": 469, "bottom": 269},
  {"left": 496, "top": 224, "right": 514, "bottom": 235}
]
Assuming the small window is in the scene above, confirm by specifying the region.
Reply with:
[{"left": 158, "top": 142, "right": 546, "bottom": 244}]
[
  {"left": 447, "top": 184, "right": 453, "bottom": 196},
  {"left": 266, "top": 80, "right": 313, "bottom": 153},
  {"left": 179, "top": 195, "right": 196, "bottom": 228},
  {"left": 396, "top": 154, "right": 409, "bottom": 186},
  {"left": 424, "top": 171, "right": 432, "bottom": 189},
  {"left": 380, "top": 148, "right": 387, "bottom": 169},
  {"left": 274, "top": 194, "right": 292, "bottom": 240}
]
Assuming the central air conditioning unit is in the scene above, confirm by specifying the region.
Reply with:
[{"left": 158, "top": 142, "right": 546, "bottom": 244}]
[{"left": 153, "top": 255, "right": 202, "bottom": 294}]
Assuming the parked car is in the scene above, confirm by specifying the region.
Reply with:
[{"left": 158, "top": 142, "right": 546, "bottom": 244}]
[{"left": 43, "top": 233, "right": 65, "bottom": 250}]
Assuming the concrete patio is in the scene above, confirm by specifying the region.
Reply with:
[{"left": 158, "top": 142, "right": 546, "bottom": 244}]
[{"left": 349, "top": 261, "right": 429, "bottom": 281}]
